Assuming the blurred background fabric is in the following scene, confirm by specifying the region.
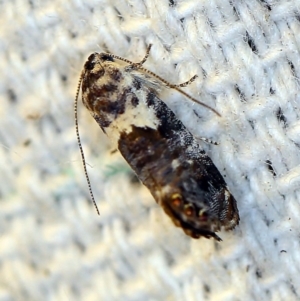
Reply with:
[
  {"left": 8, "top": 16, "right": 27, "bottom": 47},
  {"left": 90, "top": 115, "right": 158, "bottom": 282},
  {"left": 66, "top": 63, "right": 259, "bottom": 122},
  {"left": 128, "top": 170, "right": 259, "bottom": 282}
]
[{"left": 1, "top": 0, "right": 300, "bottom": 300}]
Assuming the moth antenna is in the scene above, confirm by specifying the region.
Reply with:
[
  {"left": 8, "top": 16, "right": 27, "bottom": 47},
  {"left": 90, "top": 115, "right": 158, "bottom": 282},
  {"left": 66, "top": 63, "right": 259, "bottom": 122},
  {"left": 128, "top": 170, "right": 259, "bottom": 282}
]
[
  {"left": 173, "top": 75, "right": 198, "bottom": 88},
  {"left": 136, "top": 66, "right": 221, "bottom": 117},
  {"left": 104, "top": 45, "right": 220, "bottom": 117},
  {"left": 74, "top": 71, "right": 100, "bottom": 215},
  {"left": 107, "top": 44, "right": 152, "bottom": 66},
  {"left": 134, "top": 44, "right": 152, "bottom": 66}
]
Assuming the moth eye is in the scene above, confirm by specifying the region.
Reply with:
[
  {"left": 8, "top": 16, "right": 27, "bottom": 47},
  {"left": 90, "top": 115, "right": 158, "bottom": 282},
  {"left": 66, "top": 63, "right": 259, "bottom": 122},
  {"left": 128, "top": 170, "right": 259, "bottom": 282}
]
[
  {"left": 100, "top": 54, "right": 114, "bottom": 62},
  {"left": 85, "top": 53, "right": 97, "bottom": 70},
  {"left": 183, "top": 204, "right": 195, "bottom": 217},
  {"left": 171, "top": 193, "right": 182, "bottom": 207}
]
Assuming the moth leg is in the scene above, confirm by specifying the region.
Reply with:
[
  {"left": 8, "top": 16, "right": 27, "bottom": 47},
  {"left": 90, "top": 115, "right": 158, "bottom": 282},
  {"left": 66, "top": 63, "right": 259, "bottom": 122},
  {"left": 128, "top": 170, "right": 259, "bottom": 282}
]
[
  {"left": 197, "top": 137, "right": 219, "bottom": 145},
  {"left": 110, "top": 149, "right": 118, "bottom": 155}
]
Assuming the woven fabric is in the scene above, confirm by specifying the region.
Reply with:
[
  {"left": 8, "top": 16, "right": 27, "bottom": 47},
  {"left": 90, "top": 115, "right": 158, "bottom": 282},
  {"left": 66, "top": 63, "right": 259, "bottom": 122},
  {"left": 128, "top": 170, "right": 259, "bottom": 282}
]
[{"left": 1, "top": 0, "right": 300, "bottom": 300}]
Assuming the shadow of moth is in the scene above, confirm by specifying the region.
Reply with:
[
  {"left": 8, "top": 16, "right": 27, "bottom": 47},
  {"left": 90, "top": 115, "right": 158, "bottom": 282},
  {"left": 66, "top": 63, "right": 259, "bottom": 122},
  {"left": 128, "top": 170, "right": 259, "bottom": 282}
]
[{"left": 75, "top": 45, "right": 239, "bottom": 241}]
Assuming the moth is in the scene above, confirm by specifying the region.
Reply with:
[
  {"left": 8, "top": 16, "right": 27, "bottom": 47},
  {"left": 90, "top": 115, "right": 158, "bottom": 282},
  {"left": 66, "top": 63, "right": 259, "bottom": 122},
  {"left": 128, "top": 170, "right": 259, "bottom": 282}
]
[{"left": 75, "top": 45, "right": 239, "bottom": 241}]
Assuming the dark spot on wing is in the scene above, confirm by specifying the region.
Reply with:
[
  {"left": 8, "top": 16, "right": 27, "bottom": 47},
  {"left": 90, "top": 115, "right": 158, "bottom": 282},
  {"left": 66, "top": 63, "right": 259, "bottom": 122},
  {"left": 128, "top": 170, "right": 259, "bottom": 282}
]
[
  {"left": 146, "top": 92, "right": 156, "bottom": 106},
  {"left": 133, "top": 79, "right": 142, "bottom": 90},
  {"left": 131, "top": 95, "right": 139, "bottom": 107}
]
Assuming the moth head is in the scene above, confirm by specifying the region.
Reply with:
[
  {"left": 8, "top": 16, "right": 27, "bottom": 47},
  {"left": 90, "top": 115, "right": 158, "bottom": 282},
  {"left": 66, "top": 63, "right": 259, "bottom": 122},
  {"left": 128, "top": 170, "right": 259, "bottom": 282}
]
[
  {"left": 84, "top": 53, "right": 107, "bottom": 73},
  {"left": 84, "top": 53, "right": 117, "bottom": 76},
  {"left": 83, "top": 52, "right": 125, "bottom": 86}
]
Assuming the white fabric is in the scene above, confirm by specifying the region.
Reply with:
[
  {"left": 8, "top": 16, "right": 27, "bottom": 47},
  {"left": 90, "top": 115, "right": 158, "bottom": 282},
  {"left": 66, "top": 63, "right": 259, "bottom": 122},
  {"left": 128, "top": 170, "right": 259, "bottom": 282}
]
[{"left": 1, "top": 0, "right": 300, "bottom": 300}]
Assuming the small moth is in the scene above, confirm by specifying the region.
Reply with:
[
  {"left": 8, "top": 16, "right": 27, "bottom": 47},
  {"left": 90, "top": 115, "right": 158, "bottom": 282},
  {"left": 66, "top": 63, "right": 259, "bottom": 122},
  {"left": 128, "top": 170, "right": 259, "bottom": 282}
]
[{"left": 75, "top": 45, "right": 239, "bottom": 241}]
